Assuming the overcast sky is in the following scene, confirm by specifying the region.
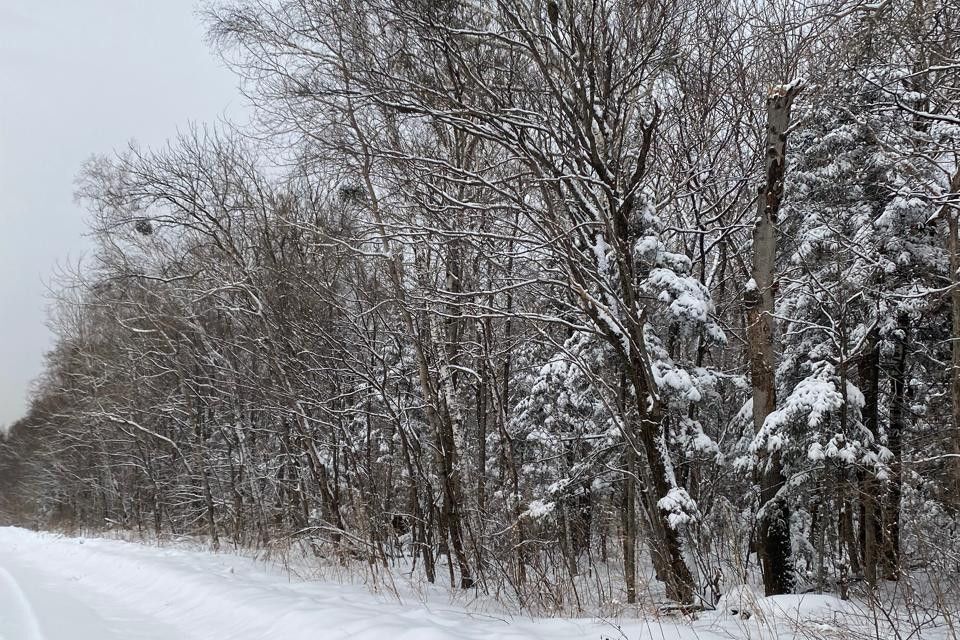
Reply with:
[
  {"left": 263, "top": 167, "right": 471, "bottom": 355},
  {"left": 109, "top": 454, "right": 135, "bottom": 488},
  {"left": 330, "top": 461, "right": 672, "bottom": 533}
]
[{"left": 0, "top": 1, "right": 243, "bottom": 428}]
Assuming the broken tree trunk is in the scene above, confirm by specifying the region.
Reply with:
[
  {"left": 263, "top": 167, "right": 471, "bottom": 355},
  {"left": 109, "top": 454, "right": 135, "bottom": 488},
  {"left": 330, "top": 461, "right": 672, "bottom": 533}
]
[
  {"left": 744, "top": 80, "right": 801, "bottom": 597},
  {"left": 944, "top": 169, "right": 960, "bottom": 507}
]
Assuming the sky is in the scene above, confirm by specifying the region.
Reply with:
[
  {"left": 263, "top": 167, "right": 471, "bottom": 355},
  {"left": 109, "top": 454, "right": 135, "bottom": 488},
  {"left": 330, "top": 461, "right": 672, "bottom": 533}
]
[{"left": 0, "top": 1, "right": 243, "bottom": 428}]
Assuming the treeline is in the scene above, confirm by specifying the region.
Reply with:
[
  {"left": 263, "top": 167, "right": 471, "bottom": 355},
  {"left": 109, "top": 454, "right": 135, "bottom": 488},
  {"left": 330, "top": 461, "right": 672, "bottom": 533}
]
[{"left": 3, "top": 0, "right": 960, "bottom": 610}]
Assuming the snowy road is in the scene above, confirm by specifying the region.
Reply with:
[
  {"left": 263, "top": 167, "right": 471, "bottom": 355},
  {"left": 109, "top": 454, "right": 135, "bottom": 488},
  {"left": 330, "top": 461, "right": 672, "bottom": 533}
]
[
  {"left": 0, "top": 526, "right": 874, "bottom": 640},
  {"left": 0, "top": 557, "right": 180, "bottom": 640},
  {"left": 0, "top": 527, "right": 711, "bottom": 640}
]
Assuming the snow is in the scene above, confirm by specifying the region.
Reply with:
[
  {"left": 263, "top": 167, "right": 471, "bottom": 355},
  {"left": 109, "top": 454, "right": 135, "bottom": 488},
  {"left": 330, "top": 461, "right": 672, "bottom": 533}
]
[
  {"left": 652, "top": 362, "right": 703, "bottom": 403},
  {"left": 0, "top": 526, "right": 951, "bottom": 639},
  {"left": 522, "top": 499, "right": 556, "bottom": 519},
  {"left": 634, "top": 234, "right": 659, "bottom": 257},
  {"left": 590, "top": 233, "right": 611, "bottom": 275},
  {"left": 0, "top": 548, "right": 182, "bottom": 640},
  {"left": 0, "top": 526, "right": 720, "bottom": 640},
  {"left": 750, "top": 362, "right": 844, "bottom": 455},
  {"left": 657, "top": 487, "right": 699, "bottom": 529},
  {"left": 646, "top": 268, "right": 712, "bottom": 324}
]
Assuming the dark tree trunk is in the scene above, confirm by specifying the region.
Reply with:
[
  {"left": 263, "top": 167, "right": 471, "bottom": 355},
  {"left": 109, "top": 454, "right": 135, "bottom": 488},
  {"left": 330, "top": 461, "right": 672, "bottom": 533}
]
[
  {"left": 436, "top": 411, "right": 474, "bottom": 589},
  {"left": 622, "top": 417, "right": 639, "bottom": 604},
  {"left": 883, "top": 314, "right": 908, "bottom": 578},
  {"left": 635, "top": 409, "right": 696, "bottom": 603},
  {"left": 858, "top": 326, "right": 883, "bottom": 583}
]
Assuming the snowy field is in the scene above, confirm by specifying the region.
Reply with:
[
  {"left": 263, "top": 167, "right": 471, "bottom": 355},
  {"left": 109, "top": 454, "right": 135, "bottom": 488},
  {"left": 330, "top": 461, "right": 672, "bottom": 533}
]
[{"left": 0, "top": 526, "right": 952, "bottom": 640}]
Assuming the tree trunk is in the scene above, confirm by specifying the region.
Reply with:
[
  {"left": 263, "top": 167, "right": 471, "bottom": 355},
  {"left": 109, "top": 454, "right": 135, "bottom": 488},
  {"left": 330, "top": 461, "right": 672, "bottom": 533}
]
[
  {"left": 744, "top": 81, "right": 802, "bottom": 596},
  {"left": 882, "top": 313, "right": 908, "bottom": 578},
  {"left": 621, "top": 442, "right": 638, "bottom": 605},
  {"left": 476, "top": 359, "right": 488, "bottom": 516},
  {"left": 633, "top": 407, "right": 696, "bottom": 604},
  {"left": 840, "top": 495, "right": 861, "bottom": 577},
  {"left": 947, "top": 183, "right": 960, "bottom": 504},
  {"left": 858, "top": 326, "right": 883, "bottom": 584}
]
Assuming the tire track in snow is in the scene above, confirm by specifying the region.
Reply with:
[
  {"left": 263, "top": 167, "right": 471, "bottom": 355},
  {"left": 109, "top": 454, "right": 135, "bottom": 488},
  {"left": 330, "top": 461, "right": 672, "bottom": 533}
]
[
  {"left": 0, "top": 565, "right": 45, "bottom": 640},
  {"left": 0, "top": 544, "right": 186, "bottom": 640},
  {"left": 0, "top": 527, "right": 736, "bottom": 640}
]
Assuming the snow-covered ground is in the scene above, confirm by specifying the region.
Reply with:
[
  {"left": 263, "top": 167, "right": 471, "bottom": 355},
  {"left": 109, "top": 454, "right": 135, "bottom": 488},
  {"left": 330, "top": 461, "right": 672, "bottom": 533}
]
[{"left": 0, "top": 526, "right": 947, "bottom": 639}]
